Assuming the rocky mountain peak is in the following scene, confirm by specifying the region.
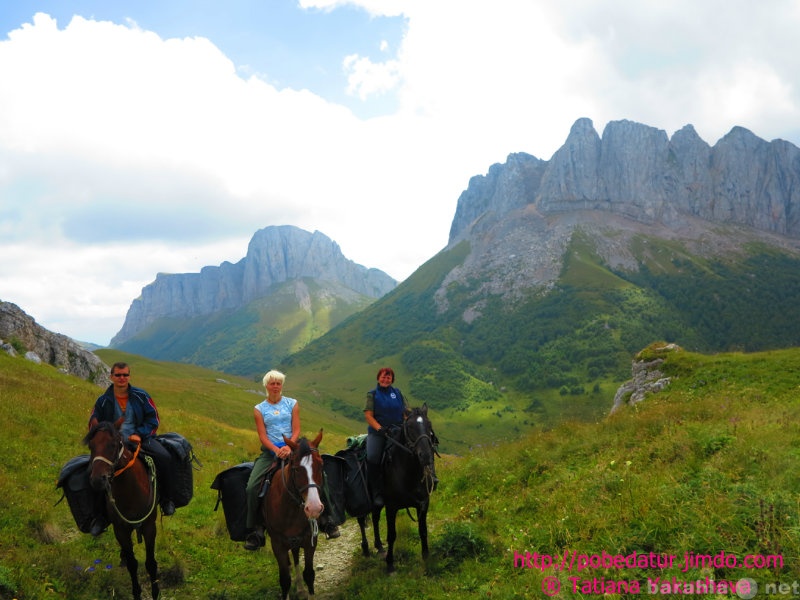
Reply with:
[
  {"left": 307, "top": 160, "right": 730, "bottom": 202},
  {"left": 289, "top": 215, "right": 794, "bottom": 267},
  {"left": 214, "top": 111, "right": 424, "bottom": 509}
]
[
  {"left": 111, "top": 225, "right": 396, "bottom": 345},
  {"left": 449, "top": 118, "right": 800, "bottom": 244},
  {"left": 438, "top": 118, "right": 800, "bottom": 320}
]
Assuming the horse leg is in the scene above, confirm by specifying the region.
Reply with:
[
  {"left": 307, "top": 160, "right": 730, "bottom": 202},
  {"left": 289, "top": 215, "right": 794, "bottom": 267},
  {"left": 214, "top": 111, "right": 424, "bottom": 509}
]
[
  {"left": 302, "top": 543, "right": 316, "bottom": 597},
  {"left": 356, "top": 515, "right": 370, "bottom": 557},
  {"left": 384, "top": 506, "right": 398, "bottom": 574},
  {"left": 271, "top": 539, "right": 292, "bottom": 600},
  {"left": 418, "top": 507, "right": 429, "bottom": 564},
  {"left": 291, "top": 547, "right": 305, "bottom": 599},
  {"left": 114, "top": 525, "right": 141, "bottom": 600},
  {"left": 142, "top": 519, "right": 160, "bottom": 600},
  {"left": 371, "top": 507, "right": 384, "bottom": 554}
]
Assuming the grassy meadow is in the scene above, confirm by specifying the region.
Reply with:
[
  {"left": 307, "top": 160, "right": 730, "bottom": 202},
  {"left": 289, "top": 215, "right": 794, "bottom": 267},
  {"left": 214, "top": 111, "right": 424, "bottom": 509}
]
[{"left": 1, "top": 345, "right": 799, "bottom": 599}]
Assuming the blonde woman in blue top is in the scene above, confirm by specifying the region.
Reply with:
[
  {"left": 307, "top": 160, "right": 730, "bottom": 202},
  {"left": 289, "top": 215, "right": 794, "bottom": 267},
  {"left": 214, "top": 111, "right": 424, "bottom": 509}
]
[{"left": 244, "top": 370, "right": 300, "bottom": 550}]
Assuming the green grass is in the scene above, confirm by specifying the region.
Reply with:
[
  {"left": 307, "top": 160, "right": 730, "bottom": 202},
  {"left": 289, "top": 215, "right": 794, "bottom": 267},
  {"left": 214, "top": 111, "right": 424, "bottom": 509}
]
[{"left": 1, "top": 345, "right": 799, "bottom": 598}]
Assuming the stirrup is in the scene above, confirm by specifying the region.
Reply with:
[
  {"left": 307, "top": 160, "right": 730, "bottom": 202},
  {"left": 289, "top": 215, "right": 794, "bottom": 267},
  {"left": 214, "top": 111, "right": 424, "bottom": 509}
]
[{"left": 244, "top": 530, "right": 265, "bottom": 550}]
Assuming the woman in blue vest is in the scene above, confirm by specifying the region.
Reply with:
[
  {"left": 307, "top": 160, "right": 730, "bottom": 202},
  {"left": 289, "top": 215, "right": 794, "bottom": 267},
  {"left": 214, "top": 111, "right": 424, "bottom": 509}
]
[{"left": 364, "top": 367, "right": 409, "bottom": 506}]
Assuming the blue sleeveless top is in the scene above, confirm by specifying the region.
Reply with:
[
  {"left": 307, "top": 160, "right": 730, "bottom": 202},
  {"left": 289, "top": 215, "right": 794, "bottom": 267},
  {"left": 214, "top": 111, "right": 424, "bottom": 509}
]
[{"left": 255, "top": 396, "right": 297, "bottom": 450}]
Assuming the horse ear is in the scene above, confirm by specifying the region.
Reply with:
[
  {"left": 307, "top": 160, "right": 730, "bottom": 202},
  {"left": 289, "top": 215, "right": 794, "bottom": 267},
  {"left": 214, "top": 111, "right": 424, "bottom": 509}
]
[
  {"left": 421, "top": 403, "right": 428, "bottom": 415},
  {"left": 311, "top": 428, "right": 323, "bottom": 448},
  {"left": 283, "top": 435, "right": 297, "bottom": 450}
]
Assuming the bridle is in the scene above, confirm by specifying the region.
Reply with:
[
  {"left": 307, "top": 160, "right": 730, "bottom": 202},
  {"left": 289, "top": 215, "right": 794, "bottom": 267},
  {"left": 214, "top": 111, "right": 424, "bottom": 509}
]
[
  {"left": 88, "top": 427, "right": 158, "bottom": 525},
  {"left": 403, "top": 416, "right": 434, "bottom": 452},
  {"left": 281, "top": 447, "right": 323, "bottom": 507},
  {"left": 91, "top": 432, "right": 141, "bottom": 477},
  {"left": 401, "top": 412, "right": 439, "bottom": 494},
  {"left": 280, "top": 445, "right": 324, "bottom": 544}
]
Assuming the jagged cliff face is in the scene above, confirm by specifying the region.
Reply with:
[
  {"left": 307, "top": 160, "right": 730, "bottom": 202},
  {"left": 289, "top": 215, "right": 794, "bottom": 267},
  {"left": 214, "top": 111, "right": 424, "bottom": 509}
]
[
  {"left": 450, "top": 118, "right": 800, "bottom": 243},
  {"left": 0, "top": 301, "right": 109, "bottom": 385},
  {"left": 442, "top": 118, "right": 800, "bottom": 308},
  {"left": 111, "top": 226, "right": 397, "bottom": 345}
]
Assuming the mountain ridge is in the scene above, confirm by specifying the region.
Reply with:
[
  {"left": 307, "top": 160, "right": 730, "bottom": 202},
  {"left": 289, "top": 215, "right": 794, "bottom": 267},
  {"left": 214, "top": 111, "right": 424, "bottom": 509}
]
[
  {"left": 450, "top": 118, "right": 800, "bottom": 244},
  {"left": 111, "top": 225, "right": 397, "bottom": 348}
]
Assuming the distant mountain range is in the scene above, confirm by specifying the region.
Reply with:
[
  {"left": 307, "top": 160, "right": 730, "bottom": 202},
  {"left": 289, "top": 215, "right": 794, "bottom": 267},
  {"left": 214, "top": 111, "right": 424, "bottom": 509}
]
[{"left": 101, "top": 117, "right": 800, "bottom": 417}]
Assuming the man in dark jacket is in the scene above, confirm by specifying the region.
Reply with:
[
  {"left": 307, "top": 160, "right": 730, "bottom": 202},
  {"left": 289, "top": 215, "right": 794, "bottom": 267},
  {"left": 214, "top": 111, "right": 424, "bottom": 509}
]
[{"left": 88, "top": 362, "right": 176, "bottom": 534}]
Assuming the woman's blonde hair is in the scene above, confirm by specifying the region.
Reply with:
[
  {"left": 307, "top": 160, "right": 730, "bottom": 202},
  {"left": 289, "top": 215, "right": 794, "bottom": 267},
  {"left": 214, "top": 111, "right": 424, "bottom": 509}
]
[{"left": 262, "top": 369, "right": 286, "bottom": 387}]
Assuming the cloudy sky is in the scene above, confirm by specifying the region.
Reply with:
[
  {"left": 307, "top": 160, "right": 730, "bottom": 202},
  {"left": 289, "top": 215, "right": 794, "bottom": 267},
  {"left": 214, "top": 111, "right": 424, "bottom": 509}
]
[{"left": 2, "top": 0, "right": 800, "bottom": 345}]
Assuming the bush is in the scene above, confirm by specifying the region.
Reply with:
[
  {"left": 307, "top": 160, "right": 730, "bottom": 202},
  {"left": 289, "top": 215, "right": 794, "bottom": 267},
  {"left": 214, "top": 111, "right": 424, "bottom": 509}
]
[{"left": 432, "top": 522, "right": 489, "bottom": 567}]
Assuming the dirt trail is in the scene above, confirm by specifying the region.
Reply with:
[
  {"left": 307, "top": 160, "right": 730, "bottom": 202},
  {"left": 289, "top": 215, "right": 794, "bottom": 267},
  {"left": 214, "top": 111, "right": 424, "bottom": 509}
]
[{"left": 309, "top": 521, "right": 361, "bottom": 599}]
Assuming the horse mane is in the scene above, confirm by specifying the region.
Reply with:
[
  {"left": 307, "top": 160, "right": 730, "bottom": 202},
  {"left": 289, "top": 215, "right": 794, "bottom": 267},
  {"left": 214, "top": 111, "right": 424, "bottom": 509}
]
[
  {"left": 83, "top": 421, "right": 118, "bottom": 446},
  {"left": 295, "top": 436, "right": 312, "bottom": 458}
]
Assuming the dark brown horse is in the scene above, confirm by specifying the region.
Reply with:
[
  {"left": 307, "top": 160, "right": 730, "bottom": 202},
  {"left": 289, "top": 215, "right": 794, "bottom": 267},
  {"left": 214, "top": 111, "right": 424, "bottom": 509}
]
[
  {"left": 263, "top": 430, "right": 325, "bottom": 600},
  {"left": 84, "top": 422, "right": 160, "bottom": 600},
  {"left": 358, "top": 404, "right": 437, "bottom": 572}
]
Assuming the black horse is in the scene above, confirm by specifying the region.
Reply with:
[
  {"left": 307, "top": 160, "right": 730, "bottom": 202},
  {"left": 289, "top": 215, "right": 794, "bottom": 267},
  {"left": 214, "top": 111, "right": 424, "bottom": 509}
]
[{"left": 357, "top": 404, "right": 437, "bottom": 572}]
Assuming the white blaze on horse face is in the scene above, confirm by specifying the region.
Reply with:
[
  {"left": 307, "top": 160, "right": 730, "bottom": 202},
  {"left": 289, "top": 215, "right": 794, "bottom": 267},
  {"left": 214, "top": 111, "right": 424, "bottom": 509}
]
[
  {"left": 416, "top": 416, "right": 424, "bottom": 423},
  {"left": 300, "top": 454, "right": 324, "bottom": 519}
]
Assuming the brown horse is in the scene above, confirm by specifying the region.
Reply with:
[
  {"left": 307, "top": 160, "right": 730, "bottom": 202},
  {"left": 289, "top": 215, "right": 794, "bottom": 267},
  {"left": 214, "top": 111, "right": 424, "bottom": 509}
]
[
  {"left": 84, "top": 422, "right": 160, "bottom": 600},
  {"left": 357, "top": 404, "right": 437, "bottom": 573},
  {"left": 263, "top": 430, "right": 325, "bottom": 600}
]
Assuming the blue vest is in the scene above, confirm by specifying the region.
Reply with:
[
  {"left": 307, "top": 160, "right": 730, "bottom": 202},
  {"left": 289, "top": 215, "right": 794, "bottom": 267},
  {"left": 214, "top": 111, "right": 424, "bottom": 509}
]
[{"left": 370, "top": 386, "right": 406, "bottom": 430}]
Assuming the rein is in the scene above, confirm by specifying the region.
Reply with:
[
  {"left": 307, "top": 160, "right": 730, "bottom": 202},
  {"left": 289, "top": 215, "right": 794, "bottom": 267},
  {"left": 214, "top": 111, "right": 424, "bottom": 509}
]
[
  {"left": 92, "top": 434, "right": 158, "bottom": 526},
  {"left": 401, "top": 416, "right": 439, "bottom": 494},
  {"left": 106, "top": 454, "right": 158, "bottom": 526}
]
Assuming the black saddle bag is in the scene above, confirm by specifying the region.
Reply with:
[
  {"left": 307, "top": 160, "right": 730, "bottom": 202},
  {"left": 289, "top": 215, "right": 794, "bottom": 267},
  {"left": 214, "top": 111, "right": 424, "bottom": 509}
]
[
  {"left": 156, "top": 432, "right": 199, "bottom": 508},
  {"left": 210, "top": 462, "right": 253, "bottom": 541},
  {"left": 56, "top": 454, "right": 95, "bottom": 534},
  {"left": 321, "top": 454, "right": 347, "bottom": 527},
  {"left": 335, "top": 447, "right": 372, "bottom": 518}
]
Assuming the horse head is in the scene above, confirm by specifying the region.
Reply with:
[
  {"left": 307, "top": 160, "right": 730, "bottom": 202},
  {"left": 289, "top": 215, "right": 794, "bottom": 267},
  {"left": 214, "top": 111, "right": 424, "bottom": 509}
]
[
  {"left": 402, "top": 403, "right": 437, "bottom": 486},
  {"left": 83, "top": 421, "right": 124, "bottom": 492},
  {"left": 283, "top": 429, "right": 325, "bottom": 520}
]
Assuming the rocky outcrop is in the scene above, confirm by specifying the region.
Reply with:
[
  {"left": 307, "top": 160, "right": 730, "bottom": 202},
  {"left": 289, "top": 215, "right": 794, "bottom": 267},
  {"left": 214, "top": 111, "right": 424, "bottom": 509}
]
[
  {"left": 0, "top": 301, "right": 109, "bottom": 385},
  {"left": 610, "top": 343, "right": 681, "bottom": 414},
  {"left": 111, "top": 226, "right": 397, "bottom": 345},
  {"left": 449, "top": 118, "right": 800, "bottom": 243}
]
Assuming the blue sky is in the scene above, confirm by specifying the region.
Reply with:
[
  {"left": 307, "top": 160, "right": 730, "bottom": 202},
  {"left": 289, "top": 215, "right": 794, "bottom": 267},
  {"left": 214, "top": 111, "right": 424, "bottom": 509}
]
[
  {"left": 1, "top": 1, "right": 800, "bottom": 345},
  {"left": 0, "top": 0, "right": 405, "bottom": 116}
]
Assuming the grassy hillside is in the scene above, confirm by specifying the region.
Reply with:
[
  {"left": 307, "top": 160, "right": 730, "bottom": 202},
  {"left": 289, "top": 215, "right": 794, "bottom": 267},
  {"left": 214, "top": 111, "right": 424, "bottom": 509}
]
[
  {"left": 1, "top": 345, "right": 798, "bottom": 598},
  {"left": 0, "top": 348, "right": 362, "bottom": 600},
  {"left": 280, "top": 230, "right": 800, "bottom": 454}
]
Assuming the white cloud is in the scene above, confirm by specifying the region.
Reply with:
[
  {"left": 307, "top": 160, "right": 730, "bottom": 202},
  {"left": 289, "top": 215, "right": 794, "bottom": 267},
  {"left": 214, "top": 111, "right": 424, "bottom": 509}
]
[
  {"left": 2, "top": 3, "right": 800, "bottom": 345},
  {"left": 344, "top": 53, "right": 401, "bottom": 99}
]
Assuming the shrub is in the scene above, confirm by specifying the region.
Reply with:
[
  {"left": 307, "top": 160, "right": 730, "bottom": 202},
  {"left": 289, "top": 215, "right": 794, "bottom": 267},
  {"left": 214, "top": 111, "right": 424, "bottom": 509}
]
[{"left": 432, "top": 522, "right": 489, "bottom": 567}]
